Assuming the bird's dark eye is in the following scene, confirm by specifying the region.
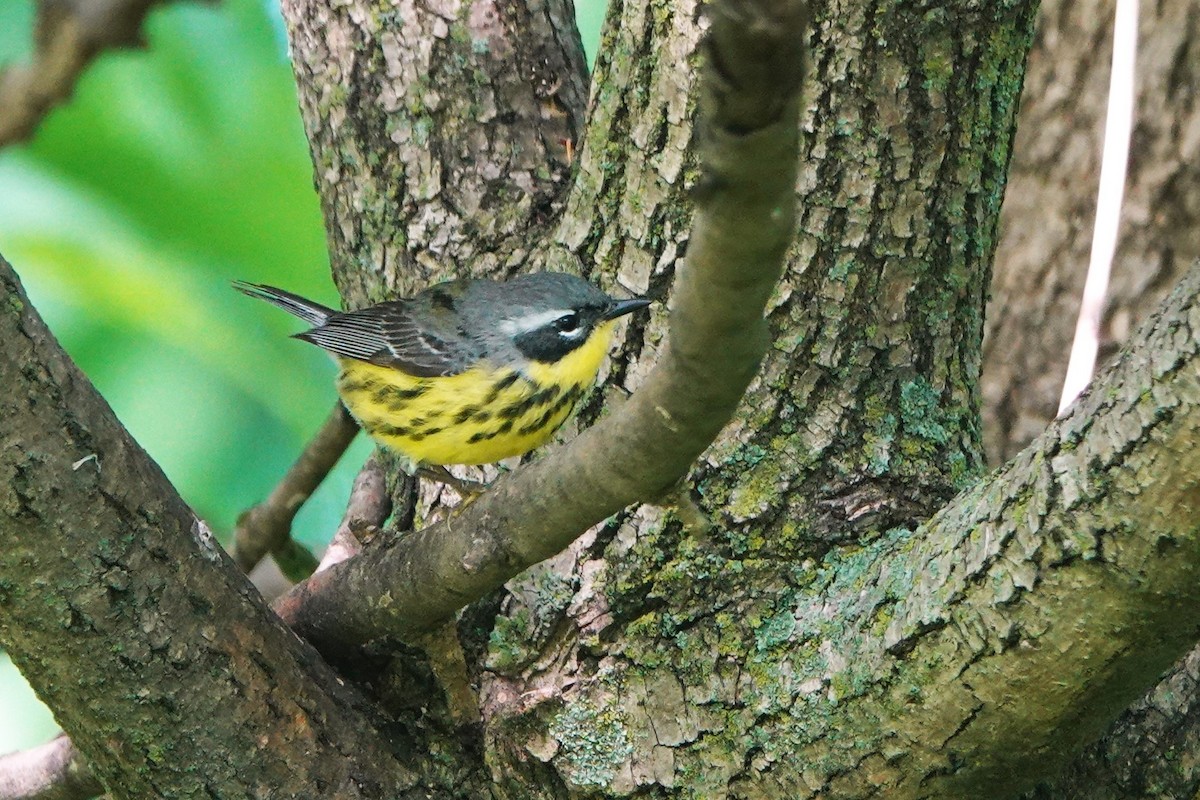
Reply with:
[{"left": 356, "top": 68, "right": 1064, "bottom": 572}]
[{"left": 554, "top": 313, "right": 583, "bottom": 336}]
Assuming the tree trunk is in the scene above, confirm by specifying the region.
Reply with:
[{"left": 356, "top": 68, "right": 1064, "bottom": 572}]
[
  {"left": 281, "top": 0, "right": 590, "bottom": 305},
  {"left": 280, "top": 0, "right": 1088, "bottom": 796},
  {"left": 5, "top": 0, "right": 1200, "bottom": 797}
]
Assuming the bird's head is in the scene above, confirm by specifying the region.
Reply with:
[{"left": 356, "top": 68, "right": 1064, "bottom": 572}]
[{"left": 488, "top": 273, "right": 650, "bottom": 364}]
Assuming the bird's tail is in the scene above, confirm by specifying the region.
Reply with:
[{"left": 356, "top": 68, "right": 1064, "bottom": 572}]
[{"left": 232, "top": 281, "right": 336, "bottom": 327}]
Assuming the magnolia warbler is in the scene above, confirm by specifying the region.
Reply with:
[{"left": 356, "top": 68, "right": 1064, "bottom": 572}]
[{"left": 235, "top": 273, "right": 650, "bottom": 470}]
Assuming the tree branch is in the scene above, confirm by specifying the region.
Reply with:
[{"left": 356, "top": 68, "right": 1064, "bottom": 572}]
[
  {"left": 275, "top": 0, "right": 810, "bottom": 650},
  {"left": 997, "top": 3, "right": 1200, "bottom": 790},
  {"left": 0, "top": 737, "right": 99, "bottom": 800},
  {"left": 232, "top": 402, "right": 359, "bottom": 576},
  {"left": 0, "top": 0, "right": 166, "bottom": 148},
  {"left": 1022, "top": 644, "right": 1200, "bottom": 799},
  {"left": 0, "top": 255, "right": 419, "bottom": 798},
  {"left": 0, "top": 449, "right": 393, "bottom": 800}
]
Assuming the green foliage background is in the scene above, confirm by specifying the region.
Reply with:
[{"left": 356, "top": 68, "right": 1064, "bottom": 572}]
[{"left": 0, "top": 0, "right": 607, "bottom": 755}]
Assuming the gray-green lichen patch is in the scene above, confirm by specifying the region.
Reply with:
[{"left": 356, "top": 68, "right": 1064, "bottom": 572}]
[
  {"left": 724, "top": 454, "right": 788, "bottom": 524},
  {"left": 487, "top": 562, "right": 579, "bottom": 674},
  {"left": 863, "top": 395, "right": 898, "bottom": 477},
  {"left": 487, "top": 609, "right": 534, "bottom": 674},
  {"left": 549, "top": 697, "right": 635, "bottom": 791},
  {"left": 899, "top": 377, "right": 950, "bottom": 448}
]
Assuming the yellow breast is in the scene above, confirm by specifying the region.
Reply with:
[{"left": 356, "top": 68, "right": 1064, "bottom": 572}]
[{"left": 335, "top": 320, "right": 617, "bottom": 466}]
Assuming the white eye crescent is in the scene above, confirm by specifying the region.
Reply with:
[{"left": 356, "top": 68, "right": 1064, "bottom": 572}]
[{"left": 553, "top": 312, "right": 584, "bottom": 338}]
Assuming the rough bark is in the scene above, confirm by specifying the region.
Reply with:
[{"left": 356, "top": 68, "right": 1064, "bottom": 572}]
[
  {"left": 466, "top": 260, "right": 1200, "bottom": 800},
  {"left": 1025, "top": 647, "right": 1200, "bottom": 800},
  {"left": 554, "top": 0, "right": 1028, "bottom": 551},
  {"left": 0, "top": 259, "right": 417, "bottom": 798},
  {"left": 281, "top": 0, "right": 591, "bottom": 306}
]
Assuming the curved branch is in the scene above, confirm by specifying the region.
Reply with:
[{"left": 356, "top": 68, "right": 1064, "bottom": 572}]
[
  {"left": 0, "top": 737, "right": 99, "bottom": 800},
  {"left": 275, "top": 0, "right": 810, "bottom": 649},
  {"left": 0, "top": 0, "right": 164, "bottom": 148}
]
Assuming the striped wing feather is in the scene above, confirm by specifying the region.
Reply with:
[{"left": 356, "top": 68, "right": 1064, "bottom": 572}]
[{"left": 298, "top": 303, "right": 478, "bottom": 378}]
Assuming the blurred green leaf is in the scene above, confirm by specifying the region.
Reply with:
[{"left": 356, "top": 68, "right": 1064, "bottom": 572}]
[{"left": 0, "top": 1, "right": 34, "bottom": 63}]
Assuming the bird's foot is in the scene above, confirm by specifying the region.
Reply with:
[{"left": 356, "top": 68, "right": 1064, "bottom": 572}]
[{"left": 417, "top": 465, "right": 490, "bottom": 501}]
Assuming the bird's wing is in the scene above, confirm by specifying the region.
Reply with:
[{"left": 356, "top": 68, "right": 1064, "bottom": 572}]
[{"left": 296, "top": 301, "right": 479, "bottom": 377}]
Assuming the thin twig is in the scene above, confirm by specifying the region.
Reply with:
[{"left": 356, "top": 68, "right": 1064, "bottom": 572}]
[
  {"left": 0, "top": 735, "right": 100, "bottom": 800},
  {"left": 0, "top": 0, "right": 164, "bottom": 148},
  {"left": 232, "top": 403, "right": 359, "bottom": 574},
  {"left": 316, "top": 455, "right": 392, "bottom": 573}
]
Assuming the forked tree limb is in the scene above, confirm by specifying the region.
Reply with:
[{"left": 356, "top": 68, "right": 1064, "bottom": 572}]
[
  {"left": 4, "top": 0, "right": 1200, "bottom": 791},
  {"left": 274, "top": 0, "right": 811, "bottom": 649},
  {"left": 8, "top": 257, "right": 1200, "bottom": 799}
]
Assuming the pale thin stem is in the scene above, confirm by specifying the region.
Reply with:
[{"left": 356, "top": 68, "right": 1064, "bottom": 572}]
[
  {"left": 316, "top": 455, "right": 392, "bottom": 573},
  {"left": 1058, "top": 0, "right": 1139, "bottom": 415}
]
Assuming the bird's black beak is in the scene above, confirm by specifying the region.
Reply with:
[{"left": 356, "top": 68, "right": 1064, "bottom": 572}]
[{"left": 602, "top": 297, "right": 652, "bottom": 321}]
